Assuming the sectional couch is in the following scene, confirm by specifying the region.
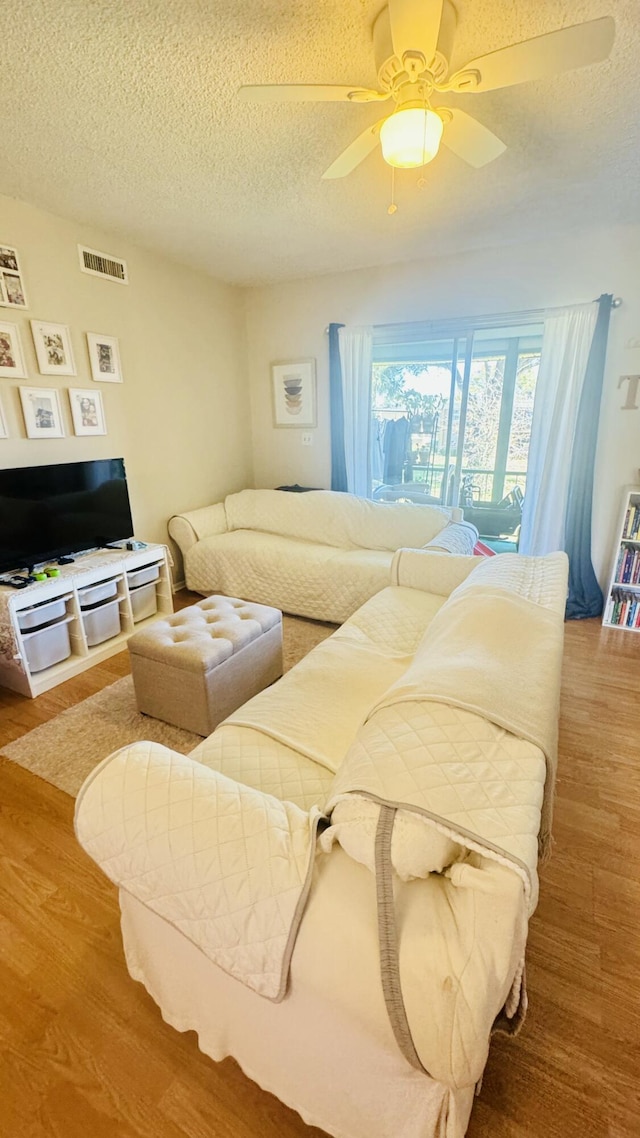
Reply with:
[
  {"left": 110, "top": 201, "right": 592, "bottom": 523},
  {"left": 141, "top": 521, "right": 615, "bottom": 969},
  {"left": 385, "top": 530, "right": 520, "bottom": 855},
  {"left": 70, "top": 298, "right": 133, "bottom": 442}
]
[{"left": 75, "top": 547, "right": 568, "bottom": 1138}]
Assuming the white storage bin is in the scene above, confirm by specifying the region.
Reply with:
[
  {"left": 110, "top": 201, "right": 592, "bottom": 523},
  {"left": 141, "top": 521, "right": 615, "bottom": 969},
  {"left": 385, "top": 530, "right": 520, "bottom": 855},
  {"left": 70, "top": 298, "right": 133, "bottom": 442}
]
[
  {"left": 21, "top": 615, "right": 74, "bottom": 673},
  {"left": 127, "top": 563, "right": 160, "bottom": 589},
  {"left": 78, "top": 578, "right": 118, "bottom": 609},
  {"left": 82, "top": 598, "right": 121, "bottom": 647},
  {"left": 130, "top": 581, "right": 158, "bottom": 623},
  {"left": 18, "top": 594, "right": 71, "bottom": 631}
]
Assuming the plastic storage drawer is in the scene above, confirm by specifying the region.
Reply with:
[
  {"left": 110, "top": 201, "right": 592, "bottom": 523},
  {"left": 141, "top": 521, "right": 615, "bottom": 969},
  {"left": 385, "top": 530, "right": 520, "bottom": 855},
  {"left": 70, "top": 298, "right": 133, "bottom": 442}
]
[
  {"left": 82, "top": 598, "right": 121, "bottom": 647},
  {"left": 78, "top": 579, "right": 118, "bottom": 609},
  {"left": 21, "top": 615, "right": 74, "bottom": 673},
  {"left": 130, "top": 581, "right": 158, "bottom": 622},
  {"left": 127, "top": 564, "right": 160, "bottom": 589},
  {"left": 18, "top": 595, "right": 70, "bottom": 631}
]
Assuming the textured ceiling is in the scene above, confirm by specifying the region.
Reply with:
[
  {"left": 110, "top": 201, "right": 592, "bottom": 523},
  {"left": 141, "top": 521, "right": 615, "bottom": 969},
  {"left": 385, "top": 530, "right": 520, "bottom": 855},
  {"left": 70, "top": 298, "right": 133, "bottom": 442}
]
[{"left": 1, "top": 1, "right": 638, "bottom": 285}]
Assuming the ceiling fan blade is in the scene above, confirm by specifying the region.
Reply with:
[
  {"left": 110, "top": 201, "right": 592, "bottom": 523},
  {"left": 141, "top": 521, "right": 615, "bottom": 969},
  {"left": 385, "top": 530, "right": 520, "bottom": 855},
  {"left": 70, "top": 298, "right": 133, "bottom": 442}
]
[
  {"left": 388, "top": 0, "right": 443, "bottom": 66},
  {"left": 237, "top": 84, "right": 389, "bottom": 104},
  {"left": 447, "top": 16, "right": 615, "bottom": 93},
  {"left": 322, "top": 119, "right": 387, "bottom": 180},
  {"left": 439, "top": 108, "right": 506, "bottom": 167}
]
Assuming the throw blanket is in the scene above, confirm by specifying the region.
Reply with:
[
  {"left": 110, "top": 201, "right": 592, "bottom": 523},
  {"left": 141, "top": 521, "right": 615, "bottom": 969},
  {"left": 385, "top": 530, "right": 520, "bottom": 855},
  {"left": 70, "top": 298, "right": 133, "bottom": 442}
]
[
  {"left": 225, "top": 633, "right": 412, "bottom": 770},
  {"left": 367, "top": 586, "right": 563, "bottom": 864}
]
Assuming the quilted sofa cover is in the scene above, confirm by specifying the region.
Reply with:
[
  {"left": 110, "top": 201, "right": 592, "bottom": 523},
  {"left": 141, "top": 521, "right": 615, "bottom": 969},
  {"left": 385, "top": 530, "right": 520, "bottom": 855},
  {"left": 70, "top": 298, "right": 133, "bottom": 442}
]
[
  {"left": 75, "top": 550, "right": 568, "bottom": 1138},
  {"left": 168, "top": 488, "right": 476, "bottom": 622}
]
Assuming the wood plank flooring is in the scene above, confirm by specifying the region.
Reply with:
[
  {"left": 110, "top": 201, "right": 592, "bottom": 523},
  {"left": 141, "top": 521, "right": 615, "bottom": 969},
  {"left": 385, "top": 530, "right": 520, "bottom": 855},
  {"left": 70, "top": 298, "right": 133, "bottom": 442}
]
[{"left": 0, "top": 604, "right": 638, "bottom": 1138}]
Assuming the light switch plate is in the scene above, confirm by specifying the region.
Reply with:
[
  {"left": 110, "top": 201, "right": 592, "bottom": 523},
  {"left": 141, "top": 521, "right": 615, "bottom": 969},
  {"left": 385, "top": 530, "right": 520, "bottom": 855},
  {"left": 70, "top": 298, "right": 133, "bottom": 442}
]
[{"left": 302, "top": 432, "right": 313, "bottom": 446}]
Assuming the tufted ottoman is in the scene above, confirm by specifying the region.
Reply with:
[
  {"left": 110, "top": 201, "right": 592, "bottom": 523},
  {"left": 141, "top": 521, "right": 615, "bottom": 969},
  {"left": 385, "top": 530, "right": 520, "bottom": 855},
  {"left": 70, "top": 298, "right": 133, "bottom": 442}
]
[{"left": 128, "top": 595, "right": 283, "bottom": 736}]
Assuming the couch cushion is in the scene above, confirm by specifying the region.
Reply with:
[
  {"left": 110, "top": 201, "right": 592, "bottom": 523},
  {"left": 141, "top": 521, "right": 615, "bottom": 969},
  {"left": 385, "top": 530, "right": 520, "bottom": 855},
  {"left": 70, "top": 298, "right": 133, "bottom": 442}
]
[
  {"left": 190, "top": 726, "right": 333, "bottom": 810},
  {"left": 336, "top": 585, "right": 446, "bottom": 656},
  {"left": 224, "top": 489, "right": 452, "bottom": 552},
  {"left": 186, "top": 530, "right": 393, "bottom": 624}
]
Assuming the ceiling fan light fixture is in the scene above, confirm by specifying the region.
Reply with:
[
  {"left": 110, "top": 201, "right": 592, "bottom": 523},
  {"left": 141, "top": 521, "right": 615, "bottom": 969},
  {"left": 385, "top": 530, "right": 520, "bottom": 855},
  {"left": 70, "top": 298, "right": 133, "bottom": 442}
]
[{"left": 379, "top": 106, "right": 443, "bottom": 169}]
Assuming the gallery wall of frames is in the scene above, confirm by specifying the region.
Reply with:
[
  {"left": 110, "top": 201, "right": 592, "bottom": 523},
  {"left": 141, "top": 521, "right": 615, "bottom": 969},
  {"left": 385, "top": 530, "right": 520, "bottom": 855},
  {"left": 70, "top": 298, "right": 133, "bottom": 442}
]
[{"left": 0, "top": 242, "right": 123, "bottom": 442}]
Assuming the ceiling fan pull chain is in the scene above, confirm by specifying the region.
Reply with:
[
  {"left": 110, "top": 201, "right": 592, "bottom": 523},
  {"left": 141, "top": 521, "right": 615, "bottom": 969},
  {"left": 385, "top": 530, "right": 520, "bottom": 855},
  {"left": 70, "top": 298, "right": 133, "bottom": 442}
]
[{"left": 388, "top": 166, "right": 398, "bottom": 215}]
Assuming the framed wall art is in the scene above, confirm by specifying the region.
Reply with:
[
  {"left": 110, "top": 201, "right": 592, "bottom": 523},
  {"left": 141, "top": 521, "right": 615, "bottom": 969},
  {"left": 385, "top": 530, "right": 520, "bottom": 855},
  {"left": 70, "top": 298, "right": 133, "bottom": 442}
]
[
  {"left": 68, "top": 388, "right": 107, "bottom": 436},
  {"left": 271, "top": 358, "right": 316, "bottom": 428},
  {"left": 31, "top": 320, "right": 76, "bottom": 376},
  {"left": 19, "top": 386, "right": 65, "bottom": 439},
  {"left": 86, "top": 332, "right": 123, "bottom": 383},
  {"left": 0, "top": 321, "right": 27, "bottom": 378},
  {"left": 0, "top": 244, "right": 28, "bottom": 310}
]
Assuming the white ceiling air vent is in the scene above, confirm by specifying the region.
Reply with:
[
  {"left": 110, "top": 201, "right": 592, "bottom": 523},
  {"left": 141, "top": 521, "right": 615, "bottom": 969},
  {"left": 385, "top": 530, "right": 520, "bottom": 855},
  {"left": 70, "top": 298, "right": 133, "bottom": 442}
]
[{"left": 78, "top": 245, "right": 128, "bottom": 284}]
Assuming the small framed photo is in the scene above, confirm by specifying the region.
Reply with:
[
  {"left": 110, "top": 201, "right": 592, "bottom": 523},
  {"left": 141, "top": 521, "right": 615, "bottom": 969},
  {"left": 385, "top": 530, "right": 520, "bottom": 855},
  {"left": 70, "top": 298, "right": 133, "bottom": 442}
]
[
  {"left": 272, "top": 358, "right": 316, "bottom": 427},
  {"left": 0, "top": 245, "right": 28, "bottom": 310},
  {"left": 68, "top": 387, "right": 107, "bottom": 436},
  {"left": 19, "top": 386, "right": 65, "bottom": 439},
  {"left": 0, "top": 321, "right": 27, "bottom": 378},
  {"left": 31, "top": 320, "right": 76, "bottom": 376},
  {"left": 86, "top": 332, "right": 123, "bottom": 383},
  {"left": 0, "top": 397, "right": 8, "bottom": 439}
]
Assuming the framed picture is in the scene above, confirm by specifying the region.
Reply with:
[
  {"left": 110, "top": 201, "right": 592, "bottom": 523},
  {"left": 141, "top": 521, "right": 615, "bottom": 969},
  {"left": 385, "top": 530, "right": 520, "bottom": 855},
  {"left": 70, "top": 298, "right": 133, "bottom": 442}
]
[
  {"left": 68, "top": 388, "right": 107, "bottom": 436},
  {"left": 0, "top": 321, "right": 27, "bottom": 378},
  {"left": 30, "top": 320, "right": 76, "bottom": 376},
  {"left": 86, "top": 332, "right": 123, "bottom": 383},
  {"left": 272, "top": 359, "right": 316, "bottom": 428},
  {"left": 0, "top": 397, "right": 8, "bottom": 438},
  {"left": 0, "top": 245, "right": 28, "bottom": 310},
  {"left": 19, "top": 386, "right": 65, "bottom": 438}
]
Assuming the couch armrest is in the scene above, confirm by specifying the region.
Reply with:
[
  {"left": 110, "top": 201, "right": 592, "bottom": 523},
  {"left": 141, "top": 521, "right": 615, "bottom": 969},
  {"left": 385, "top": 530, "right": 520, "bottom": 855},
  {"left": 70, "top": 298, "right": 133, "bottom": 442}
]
[
  {"left": 390, "top": 548, "right": 483, "bottom": 596},
  {"left": 75, "top": 742, "right": 318, "bottom": 1000},
  {"left": 421, "top": 520, "right": 478, "bottom": 556},
  {"left": 168, "top": 502, "right": 228, "bottom": 555}
]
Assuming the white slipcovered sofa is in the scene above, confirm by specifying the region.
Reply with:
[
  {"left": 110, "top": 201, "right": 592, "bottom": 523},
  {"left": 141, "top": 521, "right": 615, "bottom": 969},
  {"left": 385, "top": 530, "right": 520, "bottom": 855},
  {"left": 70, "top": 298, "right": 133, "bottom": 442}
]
[
  {"left": 75, "top": 548, "right": 568, "bottom": 1138},
  {"left": 168, "top": 487, "right": 476, "bottom": 622}
]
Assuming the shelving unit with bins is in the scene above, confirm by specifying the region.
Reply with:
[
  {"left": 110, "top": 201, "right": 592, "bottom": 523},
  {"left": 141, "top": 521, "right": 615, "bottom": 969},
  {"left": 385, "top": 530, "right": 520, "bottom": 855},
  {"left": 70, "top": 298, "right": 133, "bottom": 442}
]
[
  {"left": 0, "top": 544, "right": 173, "bottom": 697},
  {"left": 603, "top": 487, "right": 640, "bottom": 632}
]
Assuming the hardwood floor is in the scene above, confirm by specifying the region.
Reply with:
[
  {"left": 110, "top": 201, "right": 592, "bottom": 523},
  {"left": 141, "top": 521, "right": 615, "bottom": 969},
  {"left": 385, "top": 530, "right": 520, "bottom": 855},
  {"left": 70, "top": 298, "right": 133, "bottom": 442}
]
[{"left": 0, "top": 606, "right": 638, "bottom": 1138}]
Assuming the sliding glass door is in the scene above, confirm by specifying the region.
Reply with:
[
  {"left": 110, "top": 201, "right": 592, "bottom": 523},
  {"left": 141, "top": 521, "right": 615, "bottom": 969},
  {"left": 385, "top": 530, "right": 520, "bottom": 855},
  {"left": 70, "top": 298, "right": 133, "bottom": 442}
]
[{"left": 371, "top": 323, "right": 542, "bottom": 539}]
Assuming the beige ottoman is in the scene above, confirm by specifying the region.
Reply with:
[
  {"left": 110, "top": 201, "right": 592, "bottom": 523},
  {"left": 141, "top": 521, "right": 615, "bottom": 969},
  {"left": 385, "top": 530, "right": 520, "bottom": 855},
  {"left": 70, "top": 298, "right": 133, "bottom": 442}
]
[{"left": 128, "top": 595, "right": 283, "bottom": 736}]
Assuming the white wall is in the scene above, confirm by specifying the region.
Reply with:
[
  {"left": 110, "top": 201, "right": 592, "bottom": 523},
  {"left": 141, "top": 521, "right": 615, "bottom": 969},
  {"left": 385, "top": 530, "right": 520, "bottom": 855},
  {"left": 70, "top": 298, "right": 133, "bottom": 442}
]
[
  {"left": 244, "top": 224, "right": 640, "bottom": 583},
  {"left": 0, "top": 195, "right": 252, "bottom": 582}
]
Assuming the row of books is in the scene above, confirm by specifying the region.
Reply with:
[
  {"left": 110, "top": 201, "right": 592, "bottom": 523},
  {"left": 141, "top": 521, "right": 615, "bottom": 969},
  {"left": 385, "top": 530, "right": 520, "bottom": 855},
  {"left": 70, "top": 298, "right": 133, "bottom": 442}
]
[
  {"left": 605, "top": 588, "right": 640, "bottom": 629},
  {"left": 614, "top": 544, "right": 640, "bottom": 585},
  {"left": 622, "top": 502, "right": 640, "bottom": 540}
]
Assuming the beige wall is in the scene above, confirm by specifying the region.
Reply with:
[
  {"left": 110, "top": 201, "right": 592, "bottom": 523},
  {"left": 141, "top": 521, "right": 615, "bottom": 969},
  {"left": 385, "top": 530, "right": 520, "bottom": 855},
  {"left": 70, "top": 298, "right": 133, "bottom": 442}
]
[
  {"left": 0, "top": 195, "right": 252, "bottom": 582},
  {"left": 244, "top": 224, "right": 640, "bottom": 583}
]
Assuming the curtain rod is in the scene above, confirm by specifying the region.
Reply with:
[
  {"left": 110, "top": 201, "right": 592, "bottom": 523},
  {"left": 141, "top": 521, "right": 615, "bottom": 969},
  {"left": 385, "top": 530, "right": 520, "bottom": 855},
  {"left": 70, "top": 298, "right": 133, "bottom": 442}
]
[{"left": 324, "top": 296, "right": 622, "bottom": 335}]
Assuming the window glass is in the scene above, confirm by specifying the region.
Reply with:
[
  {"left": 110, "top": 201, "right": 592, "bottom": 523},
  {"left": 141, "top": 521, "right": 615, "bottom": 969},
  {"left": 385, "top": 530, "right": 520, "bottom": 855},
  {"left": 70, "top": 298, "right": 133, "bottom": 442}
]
[{"left": 371, "top": 324, "right": 542, "bottom": 541}]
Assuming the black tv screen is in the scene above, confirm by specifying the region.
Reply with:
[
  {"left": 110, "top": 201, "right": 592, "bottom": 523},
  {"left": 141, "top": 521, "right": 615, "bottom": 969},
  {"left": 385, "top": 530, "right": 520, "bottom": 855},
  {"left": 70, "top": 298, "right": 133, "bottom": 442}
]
[{"left": 0, "top": 458, "right": 135, "bottom": 573}]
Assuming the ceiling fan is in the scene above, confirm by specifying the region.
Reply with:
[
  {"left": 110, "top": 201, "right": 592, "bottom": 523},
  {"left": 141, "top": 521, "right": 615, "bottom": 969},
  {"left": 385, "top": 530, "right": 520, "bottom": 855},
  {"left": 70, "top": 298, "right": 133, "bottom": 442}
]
[{"left": 237, "top": 0, "right": 615, "bottom": 179}]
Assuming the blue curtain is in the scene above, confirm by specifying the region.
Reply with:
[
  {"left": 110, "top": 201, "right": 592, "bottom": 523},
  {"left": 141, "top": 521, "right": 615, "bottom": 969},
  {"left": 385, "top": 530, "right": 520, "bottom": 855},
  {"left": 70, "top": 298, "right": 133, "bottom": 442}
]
[
  {"left": 329, "top": 323, "right": 348, "bottom": 492},
  {"left": 564, "top": 294, "right": 613, "bottom": 619}
]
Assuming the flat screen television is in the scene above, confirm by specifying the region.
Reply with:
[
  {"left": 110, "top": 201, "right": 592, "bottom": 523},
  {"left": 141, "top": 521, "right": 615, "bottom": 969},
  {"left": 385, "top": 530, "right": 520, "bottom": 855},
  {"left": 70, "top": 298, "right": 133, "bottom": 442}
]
[{"left": 0, "top": 458, "right": 135, "bottom": 573}]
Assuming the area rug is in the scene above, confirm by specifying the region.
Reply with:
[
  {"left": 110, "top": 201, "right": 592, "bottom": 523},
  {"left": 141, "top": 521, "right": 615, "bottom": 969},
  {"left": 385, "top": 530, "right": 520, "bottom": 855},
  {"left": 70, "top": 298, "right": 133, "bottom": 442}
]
[{"left": 2, "top": 614, "right": 335, "bottom": 797}]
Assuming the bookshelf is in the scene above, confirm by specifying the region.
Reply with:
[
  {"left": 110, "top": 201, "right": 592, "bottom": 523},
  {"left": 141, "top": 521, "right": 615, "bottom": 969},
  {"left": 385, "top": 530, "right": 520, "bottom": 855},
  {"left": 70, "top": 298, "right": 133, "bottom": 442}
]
[{"left": 603, "top": 487, "right": 640, "bottom": 632}]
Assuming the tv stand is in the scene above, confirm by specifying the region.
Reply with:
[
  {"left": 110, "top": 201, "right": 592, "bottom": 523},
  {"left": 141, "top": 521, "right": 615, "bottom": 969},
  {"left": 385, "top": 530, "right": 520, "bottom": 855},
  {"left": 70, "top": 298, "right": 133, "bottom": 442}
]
[{"left": 0, "top": 543, "right": 173, "bottom": 698}]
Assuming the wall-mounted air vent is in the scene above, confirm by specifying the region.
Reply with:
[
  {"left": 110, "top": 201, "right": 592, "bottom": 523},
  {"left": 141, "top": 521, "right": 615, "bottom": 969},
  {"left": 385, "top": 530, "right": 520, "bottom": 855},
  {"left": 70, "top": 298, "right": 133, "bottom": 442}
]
[{"left": 78, "top": 245, "right": 128, "bottom": 284}]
